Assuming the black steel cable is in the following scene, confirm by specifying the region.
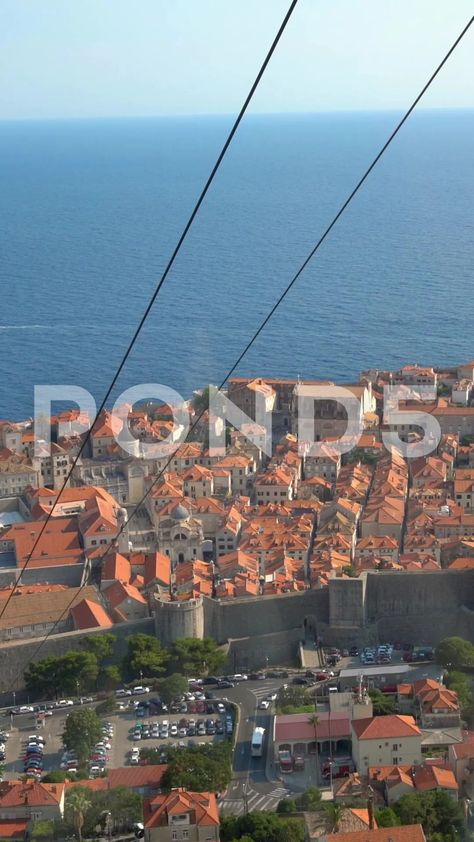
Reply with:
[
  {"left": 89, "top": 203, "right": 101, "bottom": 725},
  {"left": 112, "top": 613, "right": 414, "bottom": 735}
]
[
  {"left": 6, "top": 13, "right": 473, "bottom": 694},
  {"left": 0, "top": 0, "right": 299, "bottom": 623}
]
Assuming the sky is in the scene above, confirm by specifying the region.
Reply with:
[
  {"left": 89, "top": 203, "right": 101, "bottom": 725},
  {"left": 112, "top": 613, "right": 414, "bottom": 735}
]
[{"left": 0, "top": 0, "right": 473, "bottom": 121}]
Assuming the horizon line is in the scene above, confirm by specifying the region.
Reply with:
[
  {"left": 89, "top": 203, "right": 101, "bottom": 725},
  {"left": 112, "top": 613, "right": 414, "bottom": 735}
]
[{"left": 0, "top": 105, "right": 473, "bottom": 124}]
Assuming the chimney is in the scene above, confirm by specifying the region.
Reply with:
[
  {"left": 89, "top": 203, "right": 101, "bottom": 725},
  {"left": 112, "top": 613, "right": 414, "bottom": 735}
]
[{"left": 367, "top": 786, "right": 374, "bottom": 830}]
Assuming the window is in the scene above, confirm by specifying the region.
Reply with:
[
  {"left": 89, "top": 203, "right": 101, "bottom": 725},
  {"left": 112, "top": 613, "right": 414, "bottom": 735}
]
[
  {"left": 182, "top": 833, "right": 189, "bottom": 840},
  {"left": 172, "top": 833, "right": 178, "bottom": 841},
  {"left": 392, "top": 743, "right": 398, "bottom": 750},
  {"left": 393, "top": 756, "right": 399, "bottom": 764}
]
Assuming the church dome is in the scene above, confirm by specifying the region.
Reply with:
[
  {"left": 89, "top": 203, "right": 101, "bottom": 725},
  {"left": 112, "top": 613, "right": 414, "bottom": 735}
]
[{"left": 170, "top": 504, "right": 190, "bottom": 521}]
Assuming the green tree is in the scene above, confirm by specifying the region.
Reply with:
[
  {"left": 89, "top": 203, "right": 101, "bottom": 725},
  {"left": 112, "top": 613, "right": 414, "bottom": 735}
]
[
  {"left": 276, "top": 798, "right": 296, "bottom": 813},
  {"left": 325, "top": 803, "right": 343, "bottom": 832},
  {"left": 83, "top": 633, "right": 116, "bottom": 662},
  {"left": 157, "top": 673, "right": 188, "bottom": 705},
  {"left": 444, "top": 670, "right": 473, "bottom": 710},
  {"left": 375, "top": 806, "right": 400, "bottom": 827},
  {"left": 435, "top": 636, "right": 474, "bottom": 670},
  {"left": 65, "top": 788, "right": 91, "bottom": 842},
  {"left": 42, "top": 770, "right": 77, "bottom": 783},
  {"left": 95, "top": 697, "right": 117, "bottom": 716},
  {"left": 307, "top": 714, "right": 320, "bottom": 774},
  {"left": 64, "top": 785, "right": 143, "bottom": 837},
  {"left": 394, "top": 790, "right": 464, "bottom": 839},
  {"left": 368, "top": 688, "right": 396, "bottom": 715},
  {"left": 221, "top": 812, "right": 304, "bottom": 842},
  {"left": 170, "top": 637, "right": 225, "bottom": 676},
  {"left": 161, "top": 743, "right": 232, "bottom": 792},
  {"left": 62, "top": 709, "right": 103, "bottom": 766},
  {"left": 101, "top": 664, "right": 122, "bottom": 690},
  {"left": 24, "top": 651, "right": 99, "bottom": 699},
  {"left": 124, "top": 633, "right": 169, "bottom": 679},
  {"left": 276, "top": 686, "right": 313, "bottom": 714},
  {"left": 295, "top": 787, "right": 322, "bottom": 811}
]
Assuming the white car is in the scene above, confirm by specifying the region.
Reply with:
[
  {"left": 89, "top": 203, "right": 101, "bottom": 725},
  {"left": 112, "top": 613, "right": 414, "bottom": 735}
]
[
  {"left": 96, "top": 741, "right": 112, "bottom": 750},
  {"left": 216, "top": 703, "right": 225, "bottom": 714},
  {"left": 56, "top": 699, "right": 74, "bottom": 708},
  {"left": 89, "top": 765, "right": 102, "bottom": 776},
  {"left": 259, "top": 700, "right": 270, "bottom": 710},
  {"left": 170, "top": 724, "right": 178, "bottom": 737},
  {"left": 267, "top": 693, "right": 277, "bottom": 701},
  {"left": 116, "top": 688, "right": 132, "bottom": 697},
  {"left": 132, "top": 686, "right": 150, "bottom": 695}
]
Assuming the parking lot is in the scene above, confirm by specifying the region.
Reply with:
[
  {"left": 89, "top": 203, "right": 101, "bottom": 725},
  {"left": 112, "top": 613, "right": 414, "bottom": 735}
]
[{"left": 1, "top": 695, "right": 233, "bottom": 779}]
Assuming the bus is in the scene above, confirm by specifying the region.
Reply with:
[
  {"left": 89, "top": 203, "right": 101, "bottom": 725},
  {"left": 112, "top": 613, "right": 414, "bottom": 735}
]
[{"left": 251, "top": 727, "right": 265, "bottom": 758}]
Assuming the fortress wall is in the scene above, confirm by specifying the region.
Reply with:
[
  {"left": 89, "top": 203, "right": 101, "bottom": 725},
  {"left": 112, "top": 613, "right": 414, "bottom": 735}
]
[
  {"left": 0, "top": 617, "right": 155, "bottom": 699},
  {"left": 365, "top": 570, "right": 474, "bottom": 621},
  {"left": 224, "top": 628, "right": 303, "bottom": 672},
  {"left": 201, "top": 588, "right": 330, "bottom": 643}
]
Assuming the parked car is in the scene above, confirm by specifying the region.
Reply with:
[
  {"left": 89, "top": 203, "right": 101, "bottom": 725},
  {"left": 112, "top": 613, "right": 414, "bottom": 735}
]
[
  {"left": 133, "top": 686, "right": 150, "bottom": 695},
  {"left": 259, "top": 700, "right": 270, "bottom": 710}
]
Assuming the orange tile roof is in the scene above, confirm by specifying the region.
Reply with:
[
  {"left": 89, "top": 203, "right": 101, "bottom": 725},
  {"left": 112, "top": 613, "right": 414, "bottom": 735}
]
[
  {"left": 330, "top": 826, "right": 425, "bottom": 842},
  {"left": 144, "top": 552, "right": 171, "bottom": 587},
  {"left": 449, "top": 556, "right": 474, "bottom": 569},
  {"left": 413, "top": 764, "right": 458, "bottom": 791},
  {"left": 104, "top": 580, "right": 147, "bottom": 608},
  {"left": 0, "top": 819, "right": 29, "bottom": 839},
  {"left": 102, "top": 551, "right": 131, "bottom": 583},
  {"left": 0, "top": 585, "right": 102, "bottom": 631},
  {"left": 352, "top": 715, "right": 421, "bottom": 740},
  {"left": 145, "top": 788, "right": 219, "bottom": 829},
  {"left": 1, "top": 517, "right": 83, "bottom": 566},
  {"left": 70, "top": 598, "right": 113, "bottom": 630},
  {"left": 0, "top": 780, "right": 65, "bottom": 808},
  {"left": 67, "top": 765, "right": 167, "bottom": 792}
]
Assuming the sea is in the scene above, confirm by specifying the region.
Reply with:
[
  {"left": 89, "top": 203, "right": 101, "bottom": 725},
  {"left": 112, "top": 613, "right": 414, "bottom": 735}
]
[{"left": 0, "top": 109, "right": 473, "bottom": 420}]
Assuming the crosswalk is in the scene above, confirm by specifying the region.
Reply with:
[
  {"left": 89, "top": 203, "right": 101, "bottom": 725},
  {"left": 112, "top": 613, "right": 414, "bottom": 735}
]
[
  {"left": 218, "top": 785, "right": 290, "bottom": 816},
  {"left": 249, "top": 681, "right": 282, "bottom": 708}
]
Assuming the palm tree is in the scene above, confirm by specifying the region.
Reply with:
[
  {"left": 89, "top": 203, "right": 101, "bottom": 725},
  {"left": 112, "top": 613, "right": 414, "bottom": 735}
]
[
  {"left": 326, "top": 803, "right": 343, "bottom": 832},
  {"left": 66, "top": 789, "right": 91, "bottom": 842},
  {"left": 307, "top": 713, "right": 320, "bottom": 781}
]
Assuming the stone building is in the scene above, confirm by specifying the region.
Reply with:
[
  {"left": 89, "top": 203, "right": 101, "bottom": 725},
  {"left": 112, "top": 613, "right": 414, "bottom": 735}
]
[{"left": 157, "top": 504, "right": 206, "bottom": 566}]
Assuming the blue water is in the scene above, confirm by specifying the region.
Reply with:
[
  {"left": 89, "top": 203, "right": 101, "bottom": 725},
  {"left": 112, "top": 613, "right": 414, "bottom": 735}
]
[{"left": 0, "top": 110, "right": 473, "bottom": 420}]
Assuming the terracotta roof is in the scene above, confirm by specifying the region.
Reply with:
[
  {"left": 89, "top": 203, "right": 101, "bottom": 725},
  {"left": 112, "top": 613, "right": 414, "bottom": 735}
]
[
  {"left": 330, "top": 827, "right": 426, "bottom": 842},
  {"left": 0, "top": 517, "right": 83, "bottom": 566},
  {"left": 70, "top": 598, "right": 113, "bottom": 630},
  {"left": 67, "top": 765, "right": 167, "bottom": 792},
  {"left": 145, "top": 788, "right": 219, "bottom": 829},
  {"left": 144, "top": 552, "right": 171, "bottom": 587},
  {"left": 0, "top": 585, "right": 102, "bottom": 631},
  {"left": 413, "top": 764, "right": 458, "bottom": 791},
  {"left": 352, "top": 715, "right": 421, "bottom": 740},
  {"left": 0, "top": 780, "right": 65, "bottom": 807},
  {"left": 0, "top": 819, "right": 29, "bottom": 838},
  {"left": 104, "top": 580, "right": 147, "bottom": 608},
  {"left": 102, "top": 551, "right": 131, "bottom": 583},
  {"left": 275, "top": 712, "right": 350, "bottom": 742}
]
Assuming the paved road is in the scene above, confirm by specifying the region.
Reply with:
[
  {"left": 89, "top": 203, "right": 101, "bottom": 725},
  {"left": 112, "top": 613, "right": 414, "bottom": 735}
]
[{"left": 213, "top": 678, "right": 293, "bottom": 814}]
